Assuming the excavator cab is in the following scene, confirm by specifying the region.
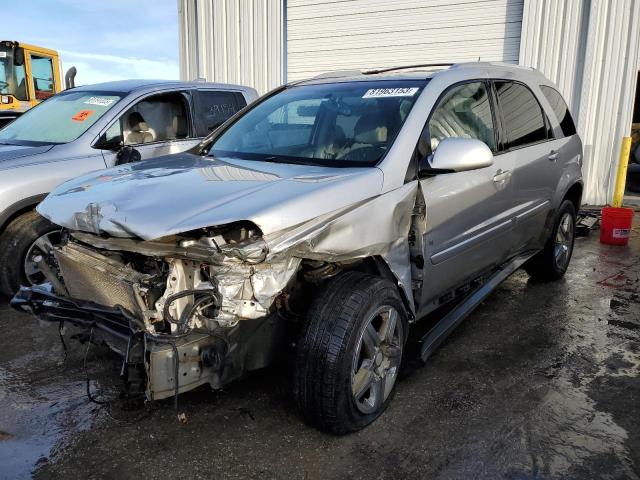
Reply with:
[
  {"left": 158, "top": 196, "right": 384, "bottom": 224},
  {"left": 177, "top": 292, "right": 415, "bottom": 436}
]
[{"left": 0, "top": 41, "right": 69, "bottom": 128}]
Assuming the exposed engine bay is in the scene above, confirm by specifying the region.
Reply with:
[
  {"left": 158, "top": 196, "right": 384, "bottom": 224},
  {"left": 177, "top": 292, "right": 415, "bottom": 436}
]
[
  {"left": 14, "top": 222, "right": 313, "bottom": 401},
  {"left": 12, "top": 151, "right": 422, "bottom": 404}
]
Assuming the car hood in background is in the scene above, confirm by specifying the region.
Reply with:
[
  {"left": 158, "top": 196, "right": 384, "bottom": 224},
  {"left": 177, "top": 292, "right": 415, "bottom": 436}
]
[
  {"left": 0, "top": 144, "right": 55, "bottom": 169},
  {"left": 37, "top": 153, "right": 384, "bottom": 240}
]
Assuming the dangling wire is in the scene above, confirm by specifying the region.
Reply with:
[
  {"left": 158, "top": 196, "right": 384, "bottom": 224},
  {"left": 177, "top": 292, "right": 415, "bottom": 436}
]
[
  {"left": 58, "top": 321, "right": 68, "bottom": 363},
  {"left": 84, "top": 327, "right": 108, "bottom": 405}
]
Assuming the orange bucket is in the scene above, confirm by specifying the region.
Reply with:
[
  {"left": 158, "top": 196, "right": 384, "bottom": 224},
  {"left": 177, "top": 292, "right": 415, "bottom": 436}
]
[{"left": 600, "top": 207, "right": 634, "bottom": 246}]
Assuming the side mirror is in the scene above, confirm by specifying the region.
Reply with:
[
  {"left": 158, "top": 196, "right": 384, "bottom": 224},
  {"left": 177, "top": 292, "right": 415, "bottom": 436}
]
[
  {"left": 13, "top": 47, "right": 24, "bottom": 66},
  {"left": 116, "top": 146, "right": 141, "bottom": 165},
  {"left": 419, "top": 137, "right": 493, "bottom": 177},
  {"left": 94, "top": 138, "right": 123, "bottom": 151}
]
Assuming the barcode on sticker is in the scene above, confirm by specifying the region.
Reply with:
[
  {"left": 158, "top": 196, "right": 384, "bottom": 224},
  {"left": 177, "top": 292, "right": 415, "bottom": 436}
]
[
  {"left": 612, "top": 228, "right": 630, "bottom": 239},
  {"left": 84, "top": 96, "right": 115, "bottom": 107},
  {"left": 363, "top": 87, "right": 419, "bottom": 98}
]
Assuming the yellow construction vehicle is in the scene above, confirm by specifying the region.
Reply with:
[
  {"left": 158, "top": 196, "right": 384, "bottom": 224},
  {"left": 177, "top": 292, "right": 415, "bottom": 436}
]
[{"left": 0, "top": 40, "right": 76, "bottom": 127}]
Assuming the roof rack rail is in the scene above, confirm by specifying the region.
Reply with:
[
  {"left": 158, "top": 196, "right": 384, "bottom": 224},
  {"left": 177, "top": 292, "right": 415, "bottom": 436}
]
[
  {"left": 363, "top": 63, "right": 454, "bottom": 75},
  {"left": 312, "top": 69, "right": 363, "bottom": 79}
]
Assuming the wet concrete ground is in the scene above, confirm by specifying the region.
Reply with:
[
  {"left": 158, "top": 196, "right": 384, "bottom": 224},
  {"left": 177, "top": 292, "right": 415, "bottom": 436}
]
[{"left": 1, "top": 218, "right": 639, "bottom": 479}]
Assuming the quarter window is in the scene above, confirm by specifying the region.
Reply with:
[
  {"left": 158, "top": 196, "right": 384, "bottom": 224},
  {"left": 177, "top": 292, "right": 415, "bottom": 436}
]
[
  {"left": 540, "top": 85, "right": 577, "bottom": 137},
  {"left": 495, "top": 81, "right": 547, "bottom": 148},
  {"left": 427, "top": 81, "right": 496, "bottom": 152}
]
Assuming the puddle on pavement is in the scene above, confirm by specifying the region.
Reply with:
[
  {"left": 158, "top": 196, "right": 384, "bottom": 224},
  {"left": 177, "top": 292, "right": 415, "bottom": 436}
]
[
  {"left": 521, "top": 241, "right": 640, "bottom": 477},
  {"left": 0, "top": 366, "right": 99, "bottom": 479},
  {"left": 0, "top": 323, "right": 123, "bottom": 480}
]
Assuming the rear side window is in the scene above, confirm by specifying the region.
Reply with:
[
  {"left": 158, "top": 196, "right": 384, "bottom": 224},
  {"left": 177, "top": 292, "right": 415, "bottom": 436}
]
[
  {"left": 495, "top": 81, "right": 547, "bottom": 149},
  {"left": 194, "top": 90, "right": 247, "bottom": 137},
  {"left": 540, "top": 85, "right": 577, "bottom": 137},
  {"left": 427, "top": 81, "right": 496, "bottom": 152}
]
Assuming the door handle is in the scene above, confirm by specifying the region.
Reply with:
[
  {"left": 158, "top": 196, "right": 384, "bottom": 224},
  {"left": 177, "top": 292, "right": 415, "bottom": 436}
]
[
  {"left": 493, "top": 169, "right": 511, "bottom": 183},
  {"left": 548, "top": 150, "right": 559, "bottom": 161}
]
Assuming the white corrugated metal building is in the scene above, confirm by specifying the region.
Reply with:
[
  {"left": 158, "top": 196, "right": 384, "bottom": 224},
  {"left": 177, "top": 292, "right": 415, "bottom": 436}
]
[{"left": 178, "top": 0, "right": 640, "bottom": 205}]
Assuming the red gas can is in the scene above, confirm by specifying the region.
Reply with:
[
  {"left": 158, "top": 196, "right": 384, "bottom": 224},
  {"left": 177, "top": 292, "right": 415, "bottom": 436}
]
[{"left": 600, "top": 207, "right": 634, "bottom": 246}]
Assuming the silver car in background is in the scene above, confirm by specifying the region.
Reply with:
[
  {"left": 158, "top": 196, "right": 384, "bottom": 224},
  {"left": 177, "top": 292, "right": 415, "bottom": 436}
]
[
  {"left": 13, "top": 62, "right": 583, "bottom": 434},
  {"left": 0, "top": 80, "right": 257, "bottom": 295}
]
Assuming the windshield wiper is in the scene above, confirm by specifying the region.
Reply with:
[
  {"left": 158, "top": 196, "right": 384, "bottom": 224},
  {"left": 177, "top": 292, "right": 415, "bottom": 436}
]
[{"left": 259, "top": 156, "right": 325, "bottom": 166}]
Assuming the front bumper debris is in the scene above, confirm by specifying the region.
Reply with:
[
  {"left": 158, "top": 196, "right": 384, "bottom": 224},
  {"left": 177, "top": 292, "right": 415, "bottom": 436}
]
[{"left": 11, "top": 287, "right": 286, "bottom": 401}]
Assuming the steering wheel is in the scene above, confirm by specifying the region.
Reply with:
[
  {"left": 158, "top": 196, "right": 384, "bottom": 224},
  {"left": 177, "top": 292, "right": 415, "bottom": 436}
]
[{"left": 337, "top": 145, "right": 386, "bottom": 162}]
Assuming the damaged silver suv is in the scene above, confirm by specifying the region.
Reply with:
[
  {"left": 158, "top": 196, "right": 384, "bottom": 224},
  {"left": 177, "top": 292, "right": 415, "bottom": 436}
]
[{"left": 12, "top": 63, "right": 583, "bottom": 434}]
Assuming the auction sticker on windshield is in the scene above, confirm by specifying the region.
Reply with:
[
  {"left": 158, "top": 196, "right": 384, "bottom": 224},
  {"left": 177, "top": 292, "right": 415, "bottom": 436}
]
[
  {"left": 84, "top": 96, "right": 116, "bottom": 107},
  {"left": 363, "top": 87, "right": 419, "bottom": 98},
  {"left": 71, "top": 110, "right": 94, "bottom": 122}
]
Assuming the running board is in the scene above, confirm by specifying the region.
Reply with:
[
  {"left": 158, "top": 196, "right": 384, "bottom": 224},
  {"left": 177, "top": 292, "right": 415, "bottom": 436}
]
[{"left": 420, "top": 253, "right": 534, "bottom": 362}]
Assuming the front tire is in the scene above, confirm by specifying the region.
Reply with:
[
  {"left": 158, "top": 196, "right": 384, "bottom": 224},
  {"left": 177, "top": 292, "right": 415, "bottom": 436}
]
[
  {"left": 294, "top": 271, "right": 407, "bottom": 434},
  {"left": 524, "top": 200, "right": 576, "bottom": 281},
  {"left": 0, "top": 210, "right": 61, "bottom": 297}
]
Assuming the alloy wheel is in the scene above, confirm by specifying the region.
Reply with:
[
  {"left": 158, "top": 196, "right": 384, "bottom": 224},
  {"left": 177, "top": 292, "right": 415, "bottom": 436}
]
[
  {"left": 554, "top": 212, "right": 574, "bottom": 270},
  {"left": 23, "top": 230, "right": 61, "bottom": 285},
  {"left": 351, "top": 306, "right": 403, "bottom": 414}
]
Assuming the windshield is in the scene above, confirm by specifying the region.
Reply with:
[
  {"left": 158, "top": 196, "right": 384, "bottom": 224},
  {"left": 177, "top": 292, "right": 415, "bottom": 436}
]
[
  {"left": 0, "top": 90, "right": 125, "bottom": 145},
  {"left": 0, "top": 44, "right": 27, "bottom": 101},
  {"left": 209, "top": 80, "right": 426, "bottom": 167}
]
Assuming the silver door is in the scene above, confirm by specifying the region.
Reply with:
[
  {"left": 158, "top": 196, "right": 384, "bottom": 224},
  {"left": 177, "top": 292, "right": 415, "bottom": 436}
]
[
  {"left": 493, "top": 81, "right": 561, "bottom": 253},
  {"left": 418, "top": 81, "right": 516, "bottom": 310}
]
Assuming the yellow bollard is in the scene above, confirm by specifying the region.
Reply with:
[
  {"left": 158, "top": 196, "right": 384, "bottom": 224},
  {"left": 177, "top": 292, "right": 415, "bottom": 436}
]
[{"left": 612, "top": 136, "right": 633, "bottom": 207}]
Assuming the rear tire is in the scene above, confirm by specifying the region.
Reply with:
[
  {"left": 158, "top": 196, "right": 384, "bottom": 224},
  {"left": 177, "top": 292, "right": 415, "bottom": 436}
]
[
  {"left": 0, "top": 210, "right": 60, "bottom": 297},
  {"left": 294, "top": 271, "right": 407, "bottom": 434},
  {"left": 524, "top": 200, "right": 576, "bottom": 281}
]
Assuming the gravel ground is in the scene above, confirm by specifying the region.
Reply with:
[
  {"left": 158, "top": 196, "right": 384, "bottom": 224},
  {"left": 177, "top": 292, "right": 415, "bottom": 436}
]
[{"left": 0, "top": 218, "right": 639, "bottom": 479}]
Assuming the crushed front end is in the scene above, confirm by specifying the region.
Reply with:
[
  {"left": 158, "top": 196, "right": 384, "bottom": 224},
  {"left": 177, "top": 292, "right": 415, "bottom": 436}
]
[{"left": 11, "top": 223, "right": 298, "bottom": 401}]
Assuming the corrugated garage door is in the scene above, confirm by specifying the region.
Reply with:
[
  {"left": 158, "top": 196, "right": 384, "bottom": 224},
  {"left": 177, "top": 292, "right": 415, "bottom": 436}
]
[{"left": 286, "top": 0, "right": 524, "bottom": 81}]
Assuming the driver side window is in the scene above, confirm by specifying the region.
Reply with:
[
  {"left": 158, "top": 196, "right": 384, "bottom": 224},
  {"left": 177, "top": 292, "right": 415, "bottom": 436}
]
[
  {"left": 99, "top": 92, "right": 190, "bottom": 147},
  {"left": 427, "top": 82, "right": 496, "bottom": 153}
]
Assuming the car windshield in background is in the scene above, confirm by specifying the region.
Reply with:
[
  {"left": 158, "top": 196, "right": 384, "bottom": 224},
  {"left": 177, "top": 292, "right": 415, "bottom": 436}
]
[
  {"left": 209, "top": 80, "right": 426, "bottom": 167},
  {"left": 0, "top": 90, "right": 125, "bottom": 145}
]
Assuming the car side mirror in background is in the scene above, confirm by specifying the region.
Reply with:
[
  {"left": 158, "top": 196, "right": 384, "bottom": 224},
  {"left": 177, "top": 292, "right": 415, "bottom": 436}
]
[
  {"left": 94, "top": 138, "right": 123, "bottom": 151},
  {"left": 116, "top": 146, "right": 141, "bottom": 165},
  {"left": 418, "top": 137, "right": 493, "bottom": 178}
]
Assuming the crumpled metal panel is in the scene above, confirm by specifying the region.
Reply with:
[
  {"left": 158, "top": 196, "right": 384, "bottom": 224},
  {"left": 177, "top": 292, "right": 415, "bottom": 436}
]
[
  {"left": 211, "top": 255, "right": 302, "bottom": 322},
  {"left": 38, "top": 152, "right": 419, "bottom": 319},
  {"left": 36, "top": 154, "right": 384, "bottom": 240},
  {"left": 264, "top": 182, "right": 418, "bottom": 309}
]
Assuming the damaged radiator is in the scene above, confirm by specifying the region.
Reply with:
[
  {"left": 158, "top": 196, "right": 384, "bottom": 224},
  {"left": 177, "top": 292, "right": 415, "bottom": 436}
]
[{"left": 54, "top": 242, "right": 151, "bottom": 315}]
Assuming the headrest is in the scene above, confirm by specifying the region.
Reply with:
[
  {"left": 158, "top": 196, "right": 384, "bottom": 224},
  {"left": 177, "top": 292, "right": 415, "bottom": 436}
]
[
  {"left": 353, "top": 115, "right": 388, "bottom": 144},
  {"left": 128, "top": 112, "right": 148, "bottom": 131}
]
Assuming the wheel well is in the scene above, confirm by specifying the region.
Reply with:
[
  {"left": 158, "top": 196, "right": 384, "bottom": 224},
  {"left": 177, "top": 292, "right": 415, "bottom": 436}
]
[
  {"left": 0, "top": 203, "right": 38, "bottom": 234},
  {"left": 355, "top": 256, "right": 415, "bottom": 320},
  {"left": 563, "top": 182, "right": 583, "bottom": 212}
]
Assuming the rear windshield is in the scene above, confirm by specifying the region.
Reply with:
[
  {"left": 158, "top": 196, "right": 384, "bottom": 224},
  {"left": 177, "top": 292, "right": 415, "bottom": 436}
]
[
  {"left": 0, "top": 90, "right": 124, "bottom": 145},
  {"left": 209, "top": 80, "right": 426, "bottom": 167}
]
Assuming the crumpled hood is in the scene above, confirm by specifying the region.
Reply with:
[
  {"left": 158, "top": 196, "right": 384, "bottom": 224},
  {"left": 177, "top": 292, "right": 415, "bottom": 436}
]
[
  {"left": 37, "top": 153, "right": 384, "bottom": 240},
  {"left": 0, "top": 143, "right": 55, "bottom": 169}
]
